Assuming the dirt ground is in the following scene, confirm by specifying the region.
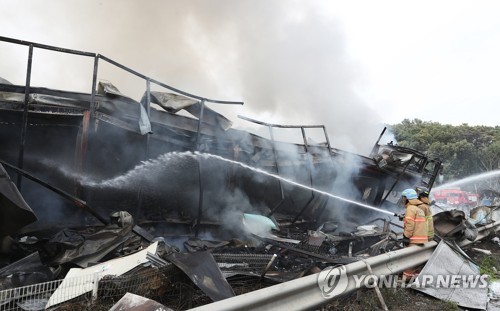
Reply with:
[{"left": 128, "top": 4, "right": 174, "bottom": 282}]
[{"left": 318, "top": 232, "right": 500, "bottom": 311}]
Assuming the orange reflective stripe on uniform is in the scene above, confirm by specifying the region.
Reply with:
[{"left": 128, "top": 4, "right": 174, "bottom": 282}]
[
  {"left": 415, "top": 202, "right": 434, "bottom": 241},
  {"left": 404, "top": 200, "right": 429, "bottom": 245},
  {"left": 410, "top": 236, "right": 428, "bottom": 241},
  {"left": 405, "top": 216, "right": 425, "bottom": 222}
]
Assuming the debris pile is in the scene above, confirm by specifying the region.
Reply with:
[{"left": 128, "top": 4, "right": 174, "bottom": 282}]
[{"left": 0, "top": 203, "right": 404, "bottom": 310}]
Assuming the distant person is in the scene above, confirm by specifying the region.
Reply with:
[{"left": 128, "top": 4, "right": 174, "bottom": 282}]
[
  {"left": 401, "top": 188, "right": 429, "bottom": 278},
  {"left": 415, "top": 186, "right": 435, "bottom": 241}
]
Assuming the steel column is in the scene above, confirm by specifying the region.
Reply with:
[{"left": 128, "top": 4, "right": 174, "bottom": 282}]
[
  {"left": 1, "top": 159, "right": 108, "bottom": 225},
  {"left": 74, "top": 110, "right": 91, "bottom": 198},
  {"left": 267, "top": 126, "right": 286, "bottom": 216},
  {"left": 195, "top": 100, "right": 206, "bottom": 236},
  {"left": 136, "top": 79, "right": 152, "bottom": 220},
  {"left": 90, "top": 55, "right": 99, "bottom": 118},
  {"left": 370, "top": 127, "right": 387, "bottom": 157},
  {"left": 16, "top": 44, "right": 33, "bottom": 189},
  {"left": 379, "top": 154, "right": 415, "bottom": 206},
  {"left": 292, "top": 127, "right": 316, "bottom": 223},
  {"left": 322, "top": 125, "right": 333, "bottom": 153}
]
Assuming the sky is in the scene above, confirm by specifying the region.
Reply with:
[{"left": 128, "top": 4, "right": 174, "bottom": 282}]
[{"left": 1, "top": 0, "right": 499, "bottom": 155}]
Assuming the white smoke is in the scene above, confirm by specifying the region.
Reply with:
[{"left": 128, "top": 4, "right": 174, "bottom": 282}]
[{"left": 0, "top": 0, "right": 385, "bottom": 154}]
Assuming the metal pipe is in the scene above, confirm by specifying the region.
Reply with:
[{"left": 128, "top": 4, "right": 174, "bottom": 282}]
[
  {"left": 268, "top": 126, "right": 284, "bottom": 196},
  {"left": 379, "top": 154, "right": 415, "bottom": 206},
  {"left": 16, "top": 44, "right": 33, "bottom": 189},
  {"left": 322, "top": 125, "right": 333, "bottom": 153},
  {"left": 99, "top": 55, "right": 243, "bottom": 105},
  {"left": 267, "top": 126, "right": 286, "bottom": 216},
  {"left": 144, "top": 78, "right": 151, "bottom": 157},
  {"left": 0, "top": 35, "right": 95, "bottom": 57},
  {"left": 237, "top": 115, "right": 334, "bottom": 218},
  {"left": 189, "top": 222, "right": 500, "bottom": 311},
  {"left": 0, "top": 36, "right": 242, "bottom": 105},
  {"left": 238, "top": 114, "right": 325, "bottom": 129},
  {"left": 369, "top": 127, "right": 387, "bottom": 157},
  {"left": 6, "top": 163, "right": 154, "bottom": 242},
  {"left": 145, "top": 80, "right": 151, "bottom": 120},
  {"left": 90, "top": 55, "right": 99, "bottom": 118},
  {"left": 292, "top": 196, "right": 315, "bottom": 224},
  {"left": 361, "top": 259, "right": 388, "bottom": 311},
  {"left": 260, "top": 254, "right": 277, "bottom": 279},
  {"left": 195, "top": 100, "right": 206, "bottom": 237},
  {"left": 151, "top": 77, "right": 244, "bottom": 105},
  {"left": 99, "top": 54, "right": 149, "bottom": 80},
  {"left": 291, "top": 127, "right": 315, "bottom": 224},
  {"left": 195, "top": 100, "right": 206, "bottom": 150},
  {"left": 427, "top": 160, "right": 443, "bottom": 191},
  {"left": 74, "top": 110, "right": 91, "bottom": 198},
  {"left": 300, "top": 127, "right": 308, "bottom": 148},
  {"left": 0, "top": 159, "right": 108, "bottom": 225},
  {"left": 136, "top": 79, "right": 152, "bottom": 221},
  {"left": 477, "top": 219, "right": 500, "bottom": 232}
]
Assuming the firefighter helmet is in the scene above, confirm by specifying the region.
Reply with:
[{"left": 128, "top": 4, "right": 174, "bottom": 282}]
[
  {"left": 415, "top": 186, "right": 430, "bottom": 197},
  {"left": 402, "top": 188, "right": 418, "bottom": 200}
]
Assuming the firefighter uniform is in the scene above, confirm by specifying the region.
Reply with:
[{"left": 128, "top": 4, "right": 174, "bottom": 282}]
[
  {"left": 404, "top": 198, "right": 429, "bottom": 245},
  {"left": 401, "top": 188, "right": 430, "bottom": 279},
  {"left": 417, "top": 196, "right": 435, "bottom": 241}
]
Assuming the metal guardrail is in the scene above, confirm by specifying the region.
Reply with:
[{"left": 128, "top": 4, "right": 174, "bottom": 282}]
[{"left": 189, "top": 220, "right": 500, "bottom": 311}]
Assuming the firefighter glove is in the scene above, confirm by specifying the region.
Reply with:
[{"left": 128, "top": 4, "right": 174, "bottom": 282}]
[{"left": 402, "top": 236, "right": 410, "bottom": 246}]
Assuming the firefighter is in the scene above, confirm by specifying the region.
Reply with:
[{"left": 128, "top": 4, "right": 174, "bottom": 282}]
[
  {"left": 401, "top": 188, "right": 429, "bottom": 279},
  {"left": 415, "top": 186, "right": 435, "bottom": 241},
  {"left": 401, "top": 188, "right": 428, "bottom": 245}
]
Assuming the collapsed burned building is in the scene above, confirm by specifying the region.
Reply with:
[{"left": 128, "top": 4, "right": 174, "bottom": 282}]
[
  {"left": 0, "top": 74, "right": 442, "bottom": 235},
  {"left": 0, "top": 36, "right": 445, "bottom": 309}
]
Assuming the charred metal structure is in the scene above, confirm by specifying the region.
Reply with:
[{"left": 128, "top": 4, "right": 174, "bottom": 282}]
[
  {"left": 0, "top": 36, "right": 448, "bottom": 310},
  {"left": 0, "top": 37, "right": 441, "bottom": 238},
  {"left": 0, "top": 35, "right": 443, "bottom": 237}
]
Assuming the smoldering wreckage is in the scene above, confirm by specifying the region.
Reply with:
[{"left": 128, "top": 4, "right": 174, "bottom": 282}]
[{"left": 0, "top": 37, "right": 499, "bottom": 311}]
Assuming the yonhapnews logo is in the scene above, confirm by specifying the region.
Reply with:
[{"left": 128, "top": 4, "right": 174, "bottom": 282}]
[
  {"left": 317, "top": 266, "right": 489, "bottom": 298},
  {"left": 317, "top": 265, "right": 348, "bottom": 298}
]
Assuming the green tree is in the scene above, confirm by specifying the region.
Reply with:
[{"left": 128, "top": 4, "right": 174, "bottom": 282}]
[{"left": 389, "top": 120, "right": 500, "bottom": 183}]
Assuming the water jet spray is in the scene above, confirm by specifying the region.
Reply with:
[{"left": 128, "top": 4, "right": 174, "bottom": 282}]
[
  {"left": 193, "top": 152, "right": 398, "bottom": 217},
  {"left": 88, "top": 151, "right": 402, "bottom": 219},
  {"left": 434, "top": 169, "right": 500, "bottom": 190}
]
